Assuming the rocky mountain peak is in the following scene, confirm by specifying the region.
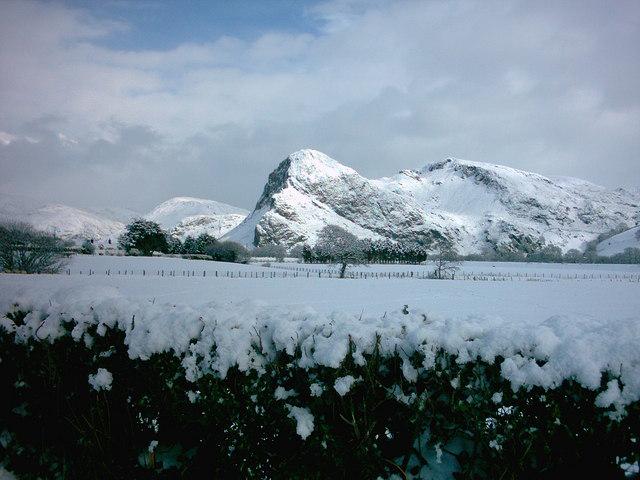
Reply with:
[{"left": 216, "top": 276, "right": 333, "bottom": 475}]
[
  {"left": 227, "top": 150, "right": 640, "bottom": 253},
  {"left": 255, "top": 149, "right": 356, "bottom": 210}
]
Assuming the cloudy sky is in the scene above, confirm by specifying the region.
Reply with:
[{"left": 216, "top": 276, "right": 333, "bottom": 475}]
[{"left": 1, "top": 0, "right": 638, "bottom": 212}]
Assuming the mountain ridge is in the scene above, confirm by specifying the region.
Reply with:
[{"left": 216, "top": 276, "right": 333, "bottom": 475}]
[
  {"left": 2, "top": 150, "right": 637, "bottom": 254},
  {"left": 0, "top": 193, "right": 249, "bottom": 243},
  {"left": 225, "top": 149, "right": 640, "bottom": 253}
]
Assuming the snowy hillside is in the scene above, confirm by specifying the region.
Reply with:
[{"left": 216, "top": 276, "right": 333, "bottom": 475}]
[
  {"left": 145, "top": 197, "right": 249, "bottom": 239},
  {"left": 0, "top": 193, "right": 125, "bottom": 241},
  {"left": 171, "top": 214, "right": 249, "bottom": 240},
  {"left": 225, "top": 150, "right": 432, "bottom": 247},
  {"left": 0, "top": 193, "right": 249, "bottom": 243},
  {"left": 377, "top": 158, "right": 639, "bottom": 253},
  {"left": 225, "top": 150, "right": 640, "bottom": 253},
  {"left": 597, "top": 226, "right": 640, "bottom": 256}
]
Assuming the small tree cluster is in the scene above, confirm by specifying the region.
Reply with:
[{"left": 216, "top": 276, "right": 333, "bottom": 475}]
[
  {"left": 181, "top": 233, "right": 218, "bottom": 255},
  {"left": 207, "top": 241, "right": 250, "bottom": 263},
  {"left": 361, "top": 239, "right": 430, "bottom": 264},
  {"left": 252, "top": 244, "right": 286, "bottom": 262},
  {"left": 118, "top": 222, "right": 250, "bottom": 263},
  {"left": 0, "top": 222, "right": 71, "bottom": 273},
  {"left": 80, "top": 239, "right": 96, "bottom": 255},
  {"left": 301, "top": 228, "right": 433, "bottom": 272},
  {"left": 178, "top": 234, "right": 249, "bottom": 263},
  {"left": 288, "top": 244, "right": 304, "bottom": 260}
]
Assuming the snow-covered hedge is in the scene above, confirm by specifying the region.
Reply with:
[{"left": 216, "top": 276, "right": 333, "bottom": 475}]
[{"left": 0, "top": 294, "right": 639, "bottom": 478}]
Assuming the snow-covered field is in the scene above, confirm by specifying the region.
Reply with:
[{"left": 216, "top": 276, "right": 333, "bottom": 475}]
[
  {"left": 1, "top": 255, "right": 638, "bottom": 323},
  {"left": 2, "top": 254, "right": 639, "bottom": 476}
]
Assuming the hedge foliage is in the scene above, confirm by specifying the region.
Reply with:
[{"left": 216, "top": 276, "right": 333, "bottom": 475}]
[{"left": 1, "top": 308, "right": 638, "bottom": 479}]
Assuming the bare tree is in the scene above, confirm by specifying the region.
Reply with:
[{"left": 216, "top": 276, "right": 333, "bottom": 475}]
[
  {"left": 315, "top": 225, "right": 365, "bottom": 278},
  {"left": 431, "top": 246, "right": 461, "bottom": 279},
  {"left": 0, "top": 222, "right": 71, "bottom": 273}
]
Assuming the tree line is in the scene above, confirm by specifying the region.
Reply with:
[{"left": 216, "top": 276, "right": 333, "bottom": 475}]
[{"left": 1, "top": 218, "right": 638, "bottom": 275}]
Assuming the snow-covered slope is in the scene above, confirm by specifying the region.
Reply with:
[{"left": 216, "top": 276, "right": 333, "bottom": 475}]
[
  {"left": 170, "top": 214, "right": 249, "bottom": 240},
  {"left": 145, "top": 197, "right": 249, "bottom": 239},
  {"left": 225, "top": 150, "right": 640, "bottom": 253},
  {"left": 597, "top": 226, "right": 640, "bottom": 256},
  {"left": 0, "top": 193, "right": 248, "bottom": 243},
  {"left": 0, "top": 193, "right": 125, "bottom": 242},
  {"left": 377, "top": 158, "right": 639, "bottom": 253},
  {"left": 26, "top": 204, "right": 125, "bottom": 240},
  {"left": 225, "top": 150, "right": 434, "bottom": 247}
]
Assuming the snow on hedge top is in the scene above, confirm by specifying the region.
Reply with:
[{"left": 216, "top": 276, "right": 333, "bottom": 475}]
[
  {"left": 1, "top": 287, "right": 639, "bottom": 410},
  {"left": 88, "top": 368, "right": 113, "bottom": 392}
]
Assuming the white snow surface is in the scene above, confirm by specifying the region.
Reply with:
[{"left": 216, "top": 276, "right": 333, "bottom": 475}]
[
  {"left": 0, "top": 192, "right": 250, "bottom": 242},
  {"left": 334, "top": 376, "right": 359, "bottom": 396},
  {"left": 286, "top": 405, "right": 314, "bottom": 440},
  {"left": 3, "top": 255, "right": 639, "bottom": 323},
  {"left": 0, "top": 192, "right": 125, "bottom": 242},
  {"left": 1, "top": 256, "right": 639, "bottom": 410},
  {"left": 88, "top": 368, "right": 113, "bottom": 392},
  {"left": 170, "top": 214, "right": 248, "bottom": 240},
  {"left": 0, "top": 467, "right": 17, "bottom": 480},
  {"left": 597, "top": 226, "right": 640, "bottom": 256},
  {"left": 145, "top": 197, "right": 248, "bottom": 239},
  {"left": 226, "top": 149, "right": 640, "bottom": 253}
]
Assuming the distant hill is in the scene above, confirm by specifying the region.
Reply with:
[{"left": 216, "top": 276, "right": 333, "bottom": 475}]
[
  {"left": 597, "top": 226, "right": 640, "bottom": 256},
  {"left": 0, "top": 193, "right": 249, "bottom": 243},
  {"left": 144, "top": 197, "right": 249, "bottom": 240},
  {"left": 0, "top": 193, "right": 125, "bottom": 242}
]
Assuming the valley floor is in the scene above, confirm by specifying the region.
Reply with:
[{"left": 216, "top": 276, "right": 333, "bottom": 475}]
[{"left": 1, "top": 254, "right": 638, "bottom": 324}]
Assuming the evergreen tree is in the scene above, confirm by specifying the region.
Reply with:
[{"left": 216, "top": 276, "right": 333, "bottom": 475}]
[
  {"left": 118, "top": 219, "right": 168, "bottom": 256},
  {"left": 80, "top": 239, "right": 95, "bottom": 255}
]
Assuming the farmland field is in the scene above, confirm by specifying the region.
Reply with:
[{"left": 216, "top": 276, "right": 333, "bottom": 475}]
[
  {"left": 2, "top": 255, "right": 640, "bottom": 479},
  {"left": 1, "top": 254, "right": 638, "bottom": 323}
]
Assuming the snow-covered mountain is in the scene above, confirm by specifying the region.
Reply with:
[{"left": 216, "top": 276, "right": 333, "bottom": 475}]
[
  {"left": 87, "top": 206, "right": 139, "bottom": 225},
  {"left": 225, "top": 149, "right": 640, "bottom": 253},
  {"left": 0, "top": 193, "right": 249, "bottom": 244},
  {"left": 145, "top": 197, "right": 249, "bottom": 239},
  {"left": 0, "top": 193, "right": 125, "bottom": 242},
  {"left": 597, "top": 226, "right": 640, "bottom": 256}
]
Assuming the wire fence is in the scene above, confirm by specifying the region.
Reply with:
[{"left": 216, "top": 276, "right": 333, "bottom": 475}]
[{"left": 62, "top": 266, "right": 640, "bottom": 282}]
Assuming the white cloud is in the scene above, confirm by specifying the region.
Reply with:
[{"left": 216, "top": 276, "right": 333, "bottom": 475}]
[{"left": 0, "top": 132, "right": 17, "bottom": 146}]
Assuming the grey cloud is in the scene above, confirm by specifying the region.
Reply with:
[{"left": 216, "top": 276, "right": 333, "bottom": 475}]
[{"left": 0, "top": 0, "right": 638, "bottom": 213}]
